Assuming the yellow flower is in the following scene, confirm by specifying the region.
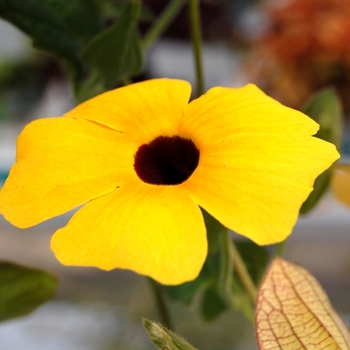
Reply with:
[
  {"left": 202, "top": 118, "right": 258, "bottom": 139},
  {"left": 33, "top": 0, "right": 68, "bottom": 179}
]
[{"left": 0, "top": 79, "right": 339, "bottom": 285}]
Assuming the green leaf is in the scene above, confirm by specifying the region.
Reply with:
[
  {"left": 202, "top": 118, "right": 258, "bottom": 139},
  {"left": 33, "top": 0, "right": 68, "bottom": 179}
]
[
  {"left": 202, "top": 209, "right": 227, "bottom": 255},
  {"left": 201, "top": 287, "right": 226, "bottom": 321},
  {"left": 81, "top": 0, "right": 143, "bottom": 88},
  {"left": 161, "top": 277, "right": 206, "bottom": 306},
  {"left": 161, "top": 252, "right": 220, "bottom": 305},
  {"left": 0, "top": 0, "right": 102, "bottom": 79},
  {"left": 43, "top": 0, "right": 102, "bottom": 43},
  {"left": 101, "top": 0, "right": 155, "bottom": 22},
  {"left": 0, "top": 0, "right": 75, "bottom": 59},
  {"left": 143, "top": 319, "right": 197, "bottom": 350},
  {"left": 300, "top": 167, "right": 333, "bottom": 214},
  {"left": 300, "top": 88, "right": 343, "bottom": 214},
  {"left": 163, "top": 247, "right": 230, "bottom": 322},
  {"left": 303, "top": 88, "right": 343, "bottom": 151},
  {"left": 0, "top": 261, "right": 57, "bottom": 322}
]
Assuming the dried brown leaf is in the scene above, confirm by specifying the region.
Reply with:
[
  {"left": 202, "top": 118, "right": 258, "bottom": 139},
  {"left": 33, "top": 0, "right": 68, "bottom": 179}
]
[{"left": 256, "top": 258, "right": 350, "bottom": 350}]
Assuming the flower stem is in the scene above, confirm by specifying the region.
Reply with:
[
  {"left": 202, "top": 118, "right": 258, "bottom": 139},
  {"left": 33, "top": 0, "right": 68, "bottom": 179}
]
[
  {"left": 188, "top": 0, "right": 205, "bottom": 96},
  {"left": 218, "top": 230, "right": 234, "bottom": 303},
  {"left": 231, "top": 241, "right": 257, "bottom": 305},
  {"left": 142, "top": 0, "right": 186, "bottom": 50},
  {"left": 121, "top": 76, "right": 132, "bottom": 86},
  {"left": 147, "top": 278, "right": 174, "bottom": 330},
  {"left": 274, "top": 239, "right": 287, "bottom": 257}
]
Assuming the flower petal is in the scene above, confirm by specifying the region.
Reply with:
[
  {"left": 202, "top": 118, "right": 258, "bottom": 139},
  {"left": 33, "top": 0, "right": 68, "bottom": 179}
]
[
  {"left": 184, "top": 133, "right": 339, "bottom": 245},
  {"left": 0, "top": 118, "right": 137, "bottom": 228},
  {"left": 65, "top": 79, "right": 192, "bottom": 144},
  {"left": 50, "top": 181, "right": 207, "bottom": 285},
  {"left": 180, "top": 84, "right": 319, "bottom": 146}
]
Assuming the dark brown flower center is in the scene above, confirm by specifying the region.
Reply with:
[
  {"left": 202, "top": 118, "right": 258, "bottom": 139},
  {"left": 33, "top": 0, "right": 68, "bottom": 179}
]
[{"left": 133, "top": 136, "right": 200, "bottom": 185}]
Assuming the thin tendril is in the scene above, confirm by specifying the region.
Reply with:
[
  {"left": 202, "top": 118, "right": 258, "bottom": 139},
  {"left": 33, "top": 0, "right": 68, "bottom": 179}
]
[{"left": 231, "top": 240, "right": 257, "bottom": 305}]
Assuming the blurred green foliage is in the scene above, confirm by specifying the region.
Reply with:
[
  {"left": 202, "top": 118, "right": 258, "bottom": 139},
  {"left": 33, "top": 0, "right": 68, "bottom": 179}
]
[
  {"left": 300, "top": 88, "right": 343, "bottom": 214},
  {"left": 0, "top": 0, "right": 143, "bottom": 99},
  {"left": 0, "top": 261, "right": 57, "bottom": 321},
  {"left": 81, "top": 1, "right": 143, "bottom": 90}
]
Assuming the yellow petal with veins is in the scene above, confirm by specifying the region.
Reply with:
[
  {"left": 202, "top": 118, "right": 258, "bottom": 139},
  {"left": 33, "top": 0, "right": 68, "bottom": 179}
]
[
  {"left": 51, "top": 181, "right": 207, "bottom": 285},
  {"left": 65, "top": 78, "right": 192, "bottom": 144},
  {"left": 0, "top": 118, "right": 136, "bottom": 228},
  {"left": 182, "top": 84, "right": 319, "bottom": 146},
  {"left": 180, "top": 84, "right": 339, "bottom": 244}
]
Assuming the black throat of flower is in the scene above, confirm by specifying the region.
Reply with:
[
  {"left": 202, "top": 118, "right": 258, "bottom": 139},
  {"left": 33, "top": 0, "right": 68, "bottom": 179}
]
[{"left": 133, "top": 136, "right": 200, "bottom": 185}]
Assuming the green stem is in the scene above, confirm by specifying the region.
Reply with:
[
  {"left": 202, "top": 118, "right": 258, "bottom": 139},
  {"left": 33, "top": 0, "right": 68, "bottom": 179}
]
[
  {"left": 147, "top": 278, "right": 174, "bottom": 330},
  {"left": 121, "top": 76, "right": 132, "bottom": 86},
  {"left": 218, "top": 230, "right": 234, "bottom": 303},
  {"left": 231, "top": 241, "right": 257, "bottom": 305},
  {"left": 188, "top": 0, "right": 205, "bottom": 96},
  {"left": 274, "top": 239, "right": 288, "bottom": 257},
  {"left": 142, "top": 0, "right": 186, "bottom": 50}
]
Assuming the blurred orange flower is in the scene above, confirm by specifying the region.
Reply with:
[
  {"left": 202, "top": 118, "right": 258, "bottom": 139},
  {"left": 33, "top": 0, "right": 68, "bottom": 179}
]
[
  {"left": 262, "top": 0, "right": 350, "bottom": 61},
  {"left": 246, "top": 0, "right": 350, "bottom": 110}
]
